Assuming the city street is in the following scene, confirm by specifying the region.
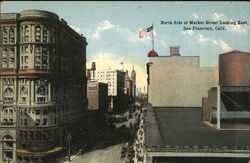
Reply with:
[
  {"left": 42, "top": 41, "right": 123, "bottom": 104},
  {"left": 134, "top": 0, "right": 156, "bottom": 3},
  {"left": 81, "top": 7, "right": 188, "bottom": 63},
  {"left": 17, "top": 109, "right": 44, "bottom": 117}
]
[
  {"left": 61, "top": 102, "right": 146, "bottom": 163},
  {"left": 65, "top": 143, "right": 125, "bottom": 163}
]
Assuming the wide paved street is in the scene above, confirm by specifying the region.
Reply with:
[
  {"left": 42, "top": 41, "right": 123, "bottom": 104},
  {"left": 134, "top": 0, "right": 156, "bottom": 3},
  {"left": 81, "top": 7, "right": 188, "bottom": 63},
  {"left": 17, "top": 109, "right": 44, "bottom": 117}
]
[{"left": 67, "top": 144, "right": 125, "bottom": 163}]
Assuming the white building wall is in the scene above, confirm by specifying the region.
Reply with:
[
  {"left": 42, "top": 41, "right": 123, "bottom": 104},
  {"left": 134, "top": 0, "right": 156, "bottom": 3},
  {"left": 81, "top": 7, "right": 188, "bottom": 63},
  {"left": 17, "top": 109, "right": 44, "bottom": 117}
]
[
  {"left": 148, "top": 56, "right": 218, "bottom": 107},
  {"left": 95, "top": 70, "right": 118, "bottom": 96}
]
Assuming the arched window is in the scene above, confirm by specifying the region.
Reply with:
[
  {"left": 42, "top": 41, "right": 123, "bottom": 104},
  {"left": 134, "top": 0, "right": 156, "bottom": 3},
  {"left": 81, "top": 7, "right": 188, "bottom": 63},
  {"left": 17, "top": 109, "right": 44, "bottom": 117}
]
[
  {"left": 4, "top": 88, "right": 13, "bottom": 96},
  {"left": 37, "top": 86, "right": 46, "bottom": 95},
  {"left": 9, "top": 109, "right": 13, "bottom": 115},
  {"left": 3, "top": 134, "right": 13, "bottom": 140},
  {"left": 21, "top": 86, "right": 28, "bottom": 94}
]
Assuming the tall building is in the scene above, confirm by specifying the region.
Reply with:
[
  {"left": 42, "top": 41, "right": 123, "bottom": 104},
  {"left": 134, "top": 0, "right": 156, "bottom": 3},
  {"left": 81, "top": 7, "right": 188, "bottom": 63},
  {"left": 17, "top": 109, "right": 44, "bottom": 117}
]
[
  {"left": 147, "top": 46, "right": 217, "bottom": 107},
  {"left": 0, "top": 10, "right": 87, "bottom": 162},
  {"left": 131, "top": 66, "right": 136, "bottom": 99},
  {"left": 95, "top": 69, "right": 125, "bottom": 111},
  {"left": 124, "top": 70, "right": 133, "bottom": 97},
  {"left": 87, "top": 80, "right": 108, "bottom": 113}
]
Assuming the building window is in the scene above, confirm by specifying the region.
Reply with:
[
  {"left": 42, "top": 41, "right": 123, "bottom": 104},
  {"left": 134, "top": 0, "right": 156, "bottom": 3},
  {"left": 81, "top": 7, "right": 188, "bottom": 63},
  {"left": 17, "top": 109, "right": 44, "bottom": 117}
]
[
  {"left": 43, "top": 109, "right": 48, "bottom": 115},
  {"left": 24, "top": 119, "right": 27, "bottom": 125},
  {"left": 37, "top": 97, "right": 45, "bottom": 103},
  {"left": 24, "top": 56, "right": 28, "bottom": 63},
  {"left": 35, "top": 110, "right": 40, "bottom": 115},
  {"left": 9, "top": 28, "right": 15, "bottom": 43},
  {"left": 21, "top": 97, "right": 26, "bottom": 103},
  {"left": 35, "top": 119, "right": 40, "bottom": 126},
  {"left": 43, "top": 119, "right": 47, "bottom": 125},
  {"left": 4, "top": 88, "right": 13, "bottom": 96},
  {"left": 37, "top": 86, "right": 46, "bottom": 95},
  {"left": 4, "top": 98, "right": 13, "bottom": 104},
  {"left": 43, "top": 27, "right": 48, "bottom": 42},
  {"left": 25, "top": 26, "right": 29, "bottom": 42},
  {"left": 35, "top": 26, "right": 41, "bottom": 42}
]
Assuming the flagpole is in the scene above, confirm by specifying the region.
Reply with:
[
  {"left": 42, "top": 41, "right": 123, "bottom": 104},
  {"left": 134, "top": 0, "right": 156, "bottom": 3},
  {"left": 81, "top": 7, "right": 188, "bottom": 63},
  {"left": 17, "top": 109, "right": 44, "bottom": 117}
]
[{"left": 152, "top": 23, "right": 154, "bottom": 50}]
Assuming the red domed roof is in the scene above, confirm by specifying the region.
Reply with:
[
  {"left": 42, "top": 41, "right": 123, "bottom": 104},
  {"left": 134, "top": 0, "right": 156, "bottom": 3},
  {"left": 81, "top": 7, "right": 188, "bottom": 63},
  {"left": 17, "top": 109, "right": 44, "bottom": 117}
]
[{"left": 148, "top": 50, "right": 158, "bottom": 57}]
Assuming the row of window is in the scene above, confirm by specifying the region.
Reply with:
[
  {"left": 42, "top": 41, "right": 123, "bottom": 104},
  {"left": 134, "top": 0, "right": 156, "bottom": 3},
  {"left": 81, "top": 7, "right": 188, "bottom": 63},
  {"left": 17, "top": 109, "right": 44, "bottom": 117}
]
[
  {"left": 20, "top": 118, "right": 55, "bottom": 126},
  {"left": 2, "top": 109, "right": 14, "bottom": 115},
  {"left": 20, "top": 24, "right": 55, "bottom": 43},
  {"left": 20, "top": 108, "right": 55, "bottom": 115},
  {"left": 2, "top": 119, "right": 14, "bottom": 123},
  {"left": 3, "top": 97, "right": 46, "bottom": 104},
  {"left": 0, "top": 27, "right": 15, "bottom": 44},
  {"left": 20, "top": 130, "right": 56, "bottom": 141},
  {"left": 1, "top": 47, "right": 15, "bottom": 68}
]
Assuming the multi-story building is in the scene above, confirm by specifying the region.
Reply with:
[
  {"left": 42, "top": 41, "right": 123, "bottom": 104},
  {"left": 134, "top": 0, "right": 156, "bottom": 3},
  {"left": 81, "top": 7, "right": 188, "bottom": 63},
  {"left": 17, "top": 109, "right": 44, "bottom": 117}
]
[
  {"left": 124, "top": 70, "right": 133, "bottom": 104},
  {"left": 144, "top": 48, "right": 250, "bottom": 163},
  {"left": 87, "top": 80, "right": 108, "bottom": 113},
  {"left": 131, "top": 66, "right": 136, "bottom": 99},
  {"left": 147, "top": 46, "right": 217, "bottom": 107},
  {"left": 0, "top": 10, "right": 87, "bottom": 162},
  {"left": 95, "top": 69, "right": 125, "bottom": 111},
  {"left": 202, "top": 50, "right": 250, "bottom": 126}
]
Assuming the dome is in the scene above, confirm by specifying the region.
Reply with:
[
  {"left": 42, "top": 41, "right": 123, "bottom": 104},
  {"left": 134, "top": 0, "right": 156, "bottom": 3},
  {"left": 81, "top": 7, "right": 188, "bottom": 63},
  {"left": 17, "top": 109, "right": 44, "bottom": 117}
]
[{"left": 148, "top": 50, "right": 158, "bottom": 57}]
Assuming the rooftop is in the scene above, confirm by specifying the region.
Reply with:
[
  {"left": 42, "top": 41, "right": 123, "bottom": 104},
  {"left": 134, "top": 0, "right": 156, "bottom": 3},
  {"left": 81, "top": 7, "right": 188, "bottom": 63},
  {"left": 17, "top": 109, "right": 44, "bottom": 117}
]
[{"left": 144, "top": 106, "right": 250, "bottom": 153}]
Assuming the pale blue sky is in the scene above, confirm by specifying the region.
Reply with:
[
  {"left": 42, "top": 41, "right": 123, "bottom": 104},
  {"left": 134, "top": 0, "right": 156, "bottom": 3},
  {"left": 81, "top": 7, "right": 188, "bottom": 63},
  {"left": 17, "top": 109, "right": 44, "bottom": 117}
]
[{"left": 1, "top": 1, "right": 249, "bottom": 89}]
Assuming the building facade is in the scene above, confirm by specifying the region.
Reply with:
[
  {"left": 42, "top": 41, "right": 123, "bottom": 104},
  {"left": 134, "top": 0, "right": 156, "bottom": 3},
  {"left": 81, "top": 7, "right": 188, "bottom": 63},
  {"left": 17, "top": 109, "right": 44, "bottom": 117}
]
[
  {"left": 94, "top": 69, "right": 125, "bottom": 111},
  {"left": 202, "top": 50, "right": 250, "bottom": 127},
  {"left": 0, "top": 10, "right": 87, "bottom": 162},
  {"left": 131, "top": 66, "right": 136, "bottom": 99},
  {"left": 147, "top": 47, "right": 217, "bottom": 107},
  {"left": 87, "top": 80, "right": 108, "bottom": 113}
]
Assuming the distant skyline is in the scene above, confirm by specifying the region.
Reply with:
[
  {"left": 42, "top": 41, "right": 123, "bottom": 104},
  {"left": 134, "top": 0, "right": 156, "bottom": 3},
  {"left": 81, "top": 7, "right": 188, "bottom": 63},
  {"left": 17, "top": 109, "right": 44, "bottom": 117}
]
[{"left": 1, "top": 1, "right": 249, "bottom": 90}]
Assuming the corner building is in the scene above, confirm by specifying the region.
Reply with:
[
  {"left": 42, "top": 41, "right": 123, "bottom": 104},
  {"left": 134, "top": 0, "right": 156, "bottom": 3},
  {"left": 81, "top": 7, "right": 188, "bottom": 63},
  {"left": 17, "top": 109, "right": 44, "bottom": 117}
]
[{"left": 0, "top": 10, "right": 87, "bottom": 162}]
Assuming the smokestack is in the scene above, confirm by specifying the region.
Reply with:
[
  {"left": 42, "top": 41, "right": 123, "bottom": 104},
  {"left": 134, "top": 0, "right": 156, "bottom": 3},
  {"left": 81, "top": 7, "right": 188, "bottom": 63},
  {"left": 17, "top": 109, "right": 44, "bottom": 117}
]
[
  {"left": 91, "top": 62, "right": 96, "bottom": 70},
  {"left": 170, "top": 46, "right": 180, "bottom": 56}
]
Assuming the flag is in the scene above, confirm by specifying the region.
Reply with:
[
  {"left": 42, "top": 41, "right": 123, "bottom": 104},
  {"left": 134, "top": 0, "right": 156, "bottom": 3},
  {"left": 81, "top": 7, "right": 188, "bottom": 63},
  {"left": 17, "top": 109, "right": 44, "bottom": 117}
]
[{"left": 139, "top": 26, "right": 153, "bottom": 38}]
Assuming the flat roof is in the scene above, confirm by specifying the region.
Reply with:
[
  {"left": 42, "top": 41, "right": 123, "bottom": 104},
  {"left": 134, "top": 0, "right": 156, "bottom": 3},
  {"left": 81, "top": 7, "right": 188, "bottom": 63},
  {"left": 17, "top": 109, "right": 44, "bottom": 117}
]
[{"left": 144, "top": 106, "right": 250, "bottom": 153}]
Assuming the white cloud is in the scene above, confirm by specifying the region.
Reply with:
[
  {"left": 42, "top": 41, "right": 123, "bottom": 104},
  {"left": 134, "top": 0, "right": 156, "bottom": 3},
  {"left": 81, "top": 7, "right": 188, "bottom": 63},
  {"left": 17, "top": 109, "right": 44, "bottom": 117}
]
[
  {"left": 91, "top": 20, "right": 117, "bottom": 40},
  {"left": 181, "top": 30, "right": 195, "bottom": 36},
  {"left": 90, "top": 20, "right": 165, "bottom": 50},
  {"left": 212, "top": 39, "right": 233, "bottom": 52},
  {"left": 212, "top": 12, "right": 248, "bottom": 33},
  {"left": 212, "top": 12, "right": 224, "bottom": 20},
  {"left": 195, "top": 33, "right": 233, "bottom": 52},
  {"left": 87, "top": 52, "right": 147, "bottom": 91},
  {"left": 97, "top": 20, "right": 116, "bottom": 31},
  {"left": 196, "top": 33, "right": 208, "bottom": 42},
  {"left": 192, "top": 13, "right": 199, "bottom": 19},
  {"left": 160, "top": 40, "right": 168, "bottom": 48}
]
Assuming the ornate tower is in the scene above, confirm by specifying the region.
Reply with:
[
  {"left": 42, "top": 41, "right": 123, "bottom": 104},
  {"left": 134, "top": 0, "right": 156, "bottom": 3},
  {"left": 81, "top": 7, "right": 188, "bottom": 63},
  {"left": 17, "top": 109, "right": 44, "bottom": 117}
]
[{"left": 131, "top": 65, "right": 136, "bottom": 99}]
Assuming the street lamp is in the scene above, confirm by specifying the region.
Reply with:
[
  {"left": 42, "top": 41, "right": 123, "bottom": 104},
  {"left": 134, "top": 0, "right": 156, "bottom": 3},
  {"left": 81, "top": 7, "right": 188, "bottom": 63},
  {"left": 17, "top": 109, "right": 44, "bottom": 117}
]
[{"left": 67, "top": 133, "right": 72, "bottom": 162}]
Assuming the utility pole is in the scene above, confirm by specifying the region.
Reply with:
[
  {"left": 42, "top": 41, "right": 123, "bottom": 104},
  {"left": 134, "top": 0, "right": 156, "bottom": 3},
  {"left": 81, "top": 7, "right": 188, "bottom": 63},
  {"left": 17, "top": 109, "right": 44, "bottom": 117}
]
[
  {"left": 67, "top": 133, "right": 72, "bottom": 162},
  {"left": 217, "top": 85, "right": 221, "bottom": 129}
]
